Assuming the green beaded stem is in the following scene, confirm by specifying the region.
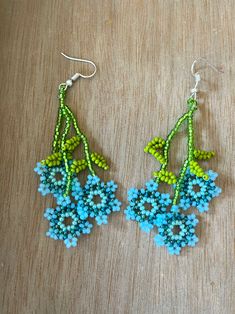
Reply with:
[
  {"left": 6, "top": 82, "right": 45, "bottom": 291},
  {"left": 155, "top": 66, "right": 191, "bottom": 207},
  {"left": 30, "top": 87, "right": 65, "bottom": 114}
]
[
  {"left": 161, "top": 112, "right": 189, "bottom": 172},
  {"left": 51, "top": 85, "right": 96, "bottom": 195},
  {"left": 61, "top": 115, "right": 72, "bottom": 195},
  {"left": 64, "top": 105, "right": 95, "bottom": 176},
  {"left": 158, "top": 98, "right": 198, "bottom": 204},
  {"left": 172, "top": 100, "right": 197, "bottom": 204},
  {"left": 52, "top": 97, "right": 63, "bottom": 153}
]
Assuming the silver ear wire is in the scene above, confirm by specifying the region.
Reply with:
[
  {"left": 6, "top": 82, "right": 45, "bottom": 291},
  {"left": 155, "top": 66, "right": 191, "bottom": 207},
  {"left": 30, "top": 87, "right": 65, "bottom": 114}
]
[
  {"left": 60, "top": 52, "right": 97, "bottom": 89},
  {"left": 190, "top": 57, "right": 223, "bottom": 99}
]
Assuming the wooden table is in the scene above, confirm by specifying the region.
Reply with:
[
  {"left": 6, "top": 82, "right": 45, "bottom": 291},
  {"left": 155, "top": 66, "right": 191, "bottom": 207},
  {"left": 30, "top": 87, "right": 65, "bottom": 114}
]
[{"left": 0, "top": 1, "right": 234, "bottom": 313}]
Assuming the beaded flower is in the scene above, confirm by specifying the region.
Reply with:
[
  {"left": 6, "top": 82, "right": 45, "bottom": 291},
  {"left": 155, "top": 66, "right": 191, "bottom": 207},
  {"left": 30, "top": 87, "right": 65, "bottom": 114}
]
[
  {"left": 44, "top": 204, "right": 93, "bottom": 248},
  {"left": 154, "top": 210, "right": 199, "bottom": 255},
  {"left": 124, "top": 180, "right": 171, "bottom": 233},
  {"left": 34, "top": 162, "right": 73, "bottom": 197},
  {"left": 35, "top": 85, "right": 121, "bottom": 248},
  {"left": 124, "top": 97, "right": 222, "bottom": 255},
  {"left": 179, "top": 169, "right": 222, "bottom": 212},
  {"left": 77, "top": 175, "right": 121, "bottom": 225}
]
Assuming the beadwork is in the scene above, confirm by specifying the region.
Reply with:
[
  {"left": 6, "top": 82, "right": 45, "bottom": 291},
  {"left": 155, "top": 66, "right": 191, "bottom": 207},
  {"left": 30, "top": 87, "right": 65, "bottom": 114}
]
[
  {"left": 179, "top": 169, "right": 221, "bottom": 212},
  {"left": 125, "top": 96, "right": 221, "bottom": 255},
  {"left": 44, "top": 204, "right": 93, "bottom": 248},
  {"left": 34, "top": 162, "right": 74, "bottom": 197},
  {"left": 124, "top": 180, "right": 171, "bottom": 233},
  {"left": 35, "top": 84, "right": 121, "bottom": 248},
  {"left": 154, "top": 208, "right": 199, "bottom": 255},
  {"left": 78, "top": 175, "right": 121, "bottom": 225}
]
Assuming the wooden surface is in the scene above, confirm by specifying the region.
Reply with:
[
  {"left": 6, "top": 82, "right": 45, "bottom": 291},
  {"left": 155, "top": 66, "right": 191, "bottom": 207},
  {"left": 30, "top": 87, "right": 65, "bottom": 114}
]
[{"left": 0, "top": 1, "right": 234, "bottom": 313}]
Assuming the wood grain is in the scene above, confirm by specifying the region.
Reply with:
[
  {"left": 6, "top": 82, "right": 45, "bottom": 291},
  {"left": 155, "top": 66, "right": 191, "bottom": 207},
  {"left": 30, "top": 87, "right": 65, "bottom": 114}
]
[{"left": 0, "top": 1, "right": 234, "bottom": 313}]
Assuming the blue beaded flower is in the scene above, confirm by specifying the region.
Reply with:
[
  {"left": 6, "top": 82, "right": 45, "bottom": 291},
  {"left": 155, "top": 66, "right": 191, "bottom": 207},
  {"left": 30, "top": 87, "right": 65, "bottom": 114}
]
[
  {"left": 34, "top": 162, "right": 74, "bottom": 197},
  {"left": 154, "top": 209, "right": 199, "bottom": 255},
  {"left": 76, "top": 175, "right": 121, "bottom": 225},
  {"left": 124, "top": 180, "right": 172, "bottom": 233},
  {"left": 44, "top": 204, "right": 93, "bottom": 248},
  {"left": 179, "top": 169, "right": 222, "bottom": 212}
]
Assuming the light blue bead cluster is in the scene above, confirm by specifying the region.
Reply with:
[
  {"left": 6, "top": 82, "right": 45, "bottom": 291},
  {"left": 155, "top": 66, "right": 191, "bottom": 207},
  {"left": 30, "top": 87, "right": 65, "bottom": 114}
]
[
  {"left": 179, "top": 169, "right": 222, "bottom": 212},
  {"left": 34, "top": 162, "right": 73, "bottom": 197},
  {"left": 34, "top": 162, "right": 121, "bottom": 248},
  {"left": 124, "top": 169, "right": 221, "bottom": 255},
  {"left": 78, "top": 175, "right": 121, "bottom": 225},
  {"left": 154, "top": 207, "right": 199, "bottom": 255},
  {"left": 44, "top": 205, "right": 93, "bottom": 248},
  {"left": 124, "top": 180, "right": 171, "bottom": 233}
]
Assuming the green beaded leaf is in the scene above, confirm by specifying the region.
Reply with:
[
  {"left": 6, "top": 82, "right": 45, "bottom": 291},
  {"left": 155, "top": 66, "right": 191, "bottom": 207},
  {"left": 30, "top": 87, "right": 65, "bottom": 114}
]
[
  {"left": 70, "top": 159, "right": 88, "bottom": 174},
  {"left": 90, "top": 152, "right": 109, "bottom": 170},
  {"left": 62, "top": 136, "right": 81, "bottom": 152},
  {"left": 144, "top": 137, "right": 165, "bottom": 153},
  {"left": 189, "top": 161, "right": 209, "bottom": 180},
  {"left": 153, "top": 169, "right": 177, "bottom": 185},
  {"left": 144, "top": 137, "right": 166, "bottom": 164},
  {"left": 42, "top": 151, "right": 73, "bottom": 167},
  {"left": 41, "top": 152, "right": 63, "bottom": 167},
  {"left": 194, "top": 149, "right": 215, "bottom": 160}
]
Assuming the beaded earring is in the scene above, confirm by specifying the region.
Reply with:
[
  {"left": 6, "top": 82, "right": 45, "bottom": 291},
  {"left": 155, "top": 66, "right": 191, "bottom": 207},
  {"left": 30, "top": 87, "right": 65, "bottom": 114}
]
[
  {"left": 124, "top": 58, "right": 222, "bottom": 255},
  {"left": 34, "top": 53, "right": 121, "bottom": 248}
]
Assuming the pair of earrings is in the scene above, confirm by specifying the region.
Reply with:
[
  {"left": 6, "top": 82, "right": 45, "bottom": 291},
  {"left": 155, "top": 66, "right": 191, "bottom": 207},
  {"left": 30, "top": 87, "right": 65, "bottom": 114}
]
[{"left": 34, "top": 54, "right": 222, "bottom": 255}]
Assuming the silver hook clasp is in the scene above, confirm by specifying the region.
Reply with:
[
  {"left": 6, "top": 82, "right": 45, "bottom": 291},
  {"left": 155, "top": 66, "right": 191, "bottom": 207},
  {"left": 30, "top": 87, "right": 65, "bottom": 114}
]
[
  {"left": 190, "top": 57, "right": 223, "bottom": 99},
  {"left": 60, "top": 52, "right": 97, "bottom": 89}
]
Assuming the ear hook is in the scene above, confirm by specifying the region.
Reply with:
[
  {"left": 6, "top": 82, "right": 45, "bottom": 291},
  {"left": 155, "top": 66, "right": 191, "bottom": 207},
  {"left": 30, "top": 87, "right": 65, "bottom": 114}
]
[
  {"left": 60, "top": 52, "right": 97, "bottom": 88},
  {"left": 190, "top": 57, "right": 224, "bottom": 99}
]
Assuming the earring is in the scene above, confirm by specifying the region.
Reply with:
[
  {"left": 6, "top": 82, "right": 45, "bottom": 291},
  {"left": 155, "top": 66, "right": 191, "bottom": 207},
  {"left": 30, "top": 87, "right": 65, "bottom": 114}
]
[
  {"left": 34, "top": 53, "right": 121, "bottom": 248},
  {"left": 124, "top": 58, "right": 222, "bottom": 255}
]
